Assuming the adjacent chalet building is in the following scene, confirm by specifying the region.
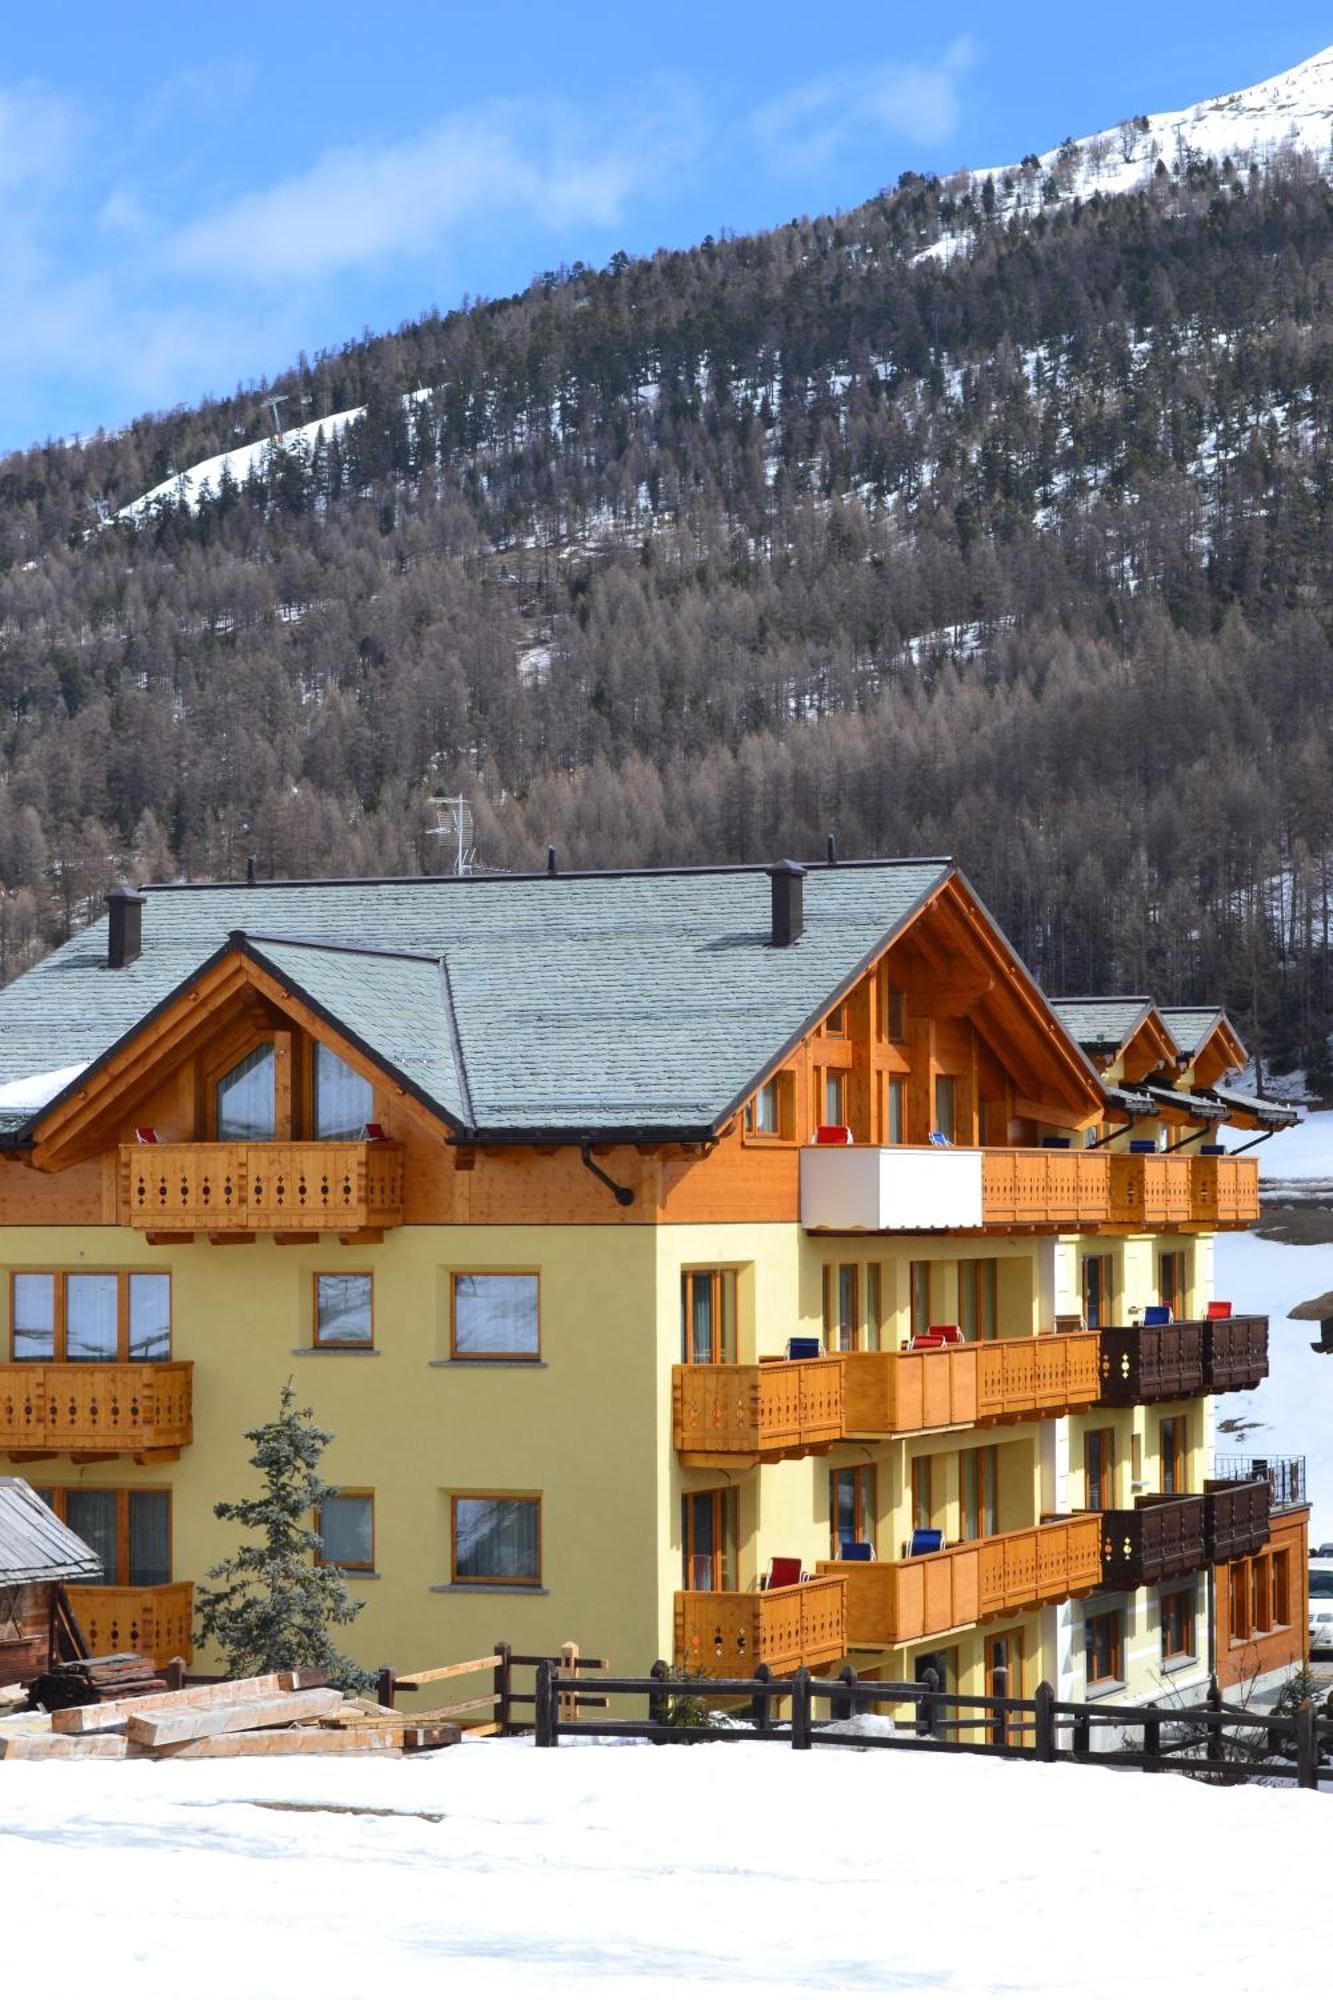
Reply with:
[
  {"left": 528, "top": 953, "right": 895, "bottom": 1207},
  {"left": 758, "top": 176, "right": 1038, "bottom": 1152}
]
[{"left": 0, "top": 858, "right": 1308, "bottom": 1706}]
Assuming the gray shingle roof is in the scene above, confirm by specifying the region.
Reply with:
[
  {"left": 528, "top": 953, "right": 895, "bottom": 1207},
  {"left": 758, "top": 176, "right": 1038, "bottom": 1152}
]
[
  {"left": 1050, "top": 997, "right": 1162, "bottom": 1054},
  {"left": 1158, "top": 1007, "right": 1225, "bottom": 1057},
  {"left": 0, "top": 862, "right": 952, "bottom": 1141},
  {"left": 0, "top": 1478, "right": 101, "bottom": 1585}
]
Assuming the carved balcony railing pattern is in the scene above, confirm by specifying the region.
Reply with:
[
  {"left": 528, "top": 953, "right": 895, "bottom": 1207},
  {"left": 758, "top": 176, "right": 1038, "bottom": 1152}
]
[
  {"left": 118, "top": 1142, "right": 404, "bottom": 1233},
  {"left": 0, "top": 1362, "right": 192, "bottom": 1455},
  {"left": 674, "top": 1575, "right": 847, "bottom": 1678}
]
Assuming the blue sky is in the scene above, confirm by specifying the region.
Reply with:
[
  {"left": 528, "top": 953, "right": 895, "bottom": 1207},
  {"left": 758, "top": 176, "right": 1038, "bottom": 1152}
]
[{"left": 2, "top": 3, "right": 1327, "bottom": 450}]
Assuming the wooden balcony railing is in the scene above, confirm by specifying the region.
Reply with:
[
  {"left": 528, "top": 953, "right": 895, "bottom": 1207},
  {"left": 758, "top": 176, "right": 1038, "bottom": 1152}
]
[
  {"left": 65, "top": 1581, "right": 194, "bottom": 1670},
  {"left": 1097, "top": 1324, "right": 1205, "bottom": 1406},
  {"left": 674, "top": 1575, "right": 847, "bottom": 1678},
  {"left": 1200, "top": 1315, "right": 1268, "bottom": 1393},
  {"left": 981, "top": 1151, "right": 1111, "bottom": 1228},
  {"left": 0, "top": 1362, "right": 192, "bottom": 1458},
  {"left": 1107, "top": 1153, "right": 1192, "bottom": 1228},
  {"left": 118, "top": 1141, "right": 405, "bottom": 1234},
  {"left": 817, "top": 1514, "right": 1103, "bottom": 1648},
  {"left": 1100, "top": 1495, "right": 1205, "bottom": 1587},
  {"left": 842, "top": 1332, "right": 1101, "bottom": 1437},
  {"left": 1190, "top": 1155, "right": 1261, "bottom": 1227},
  {"left": 673, "top": 1358, "right": 843, "bottom": 1465},
  {"left": 1202, "top": 1479, "right": 1271, "bottom": 1564}
]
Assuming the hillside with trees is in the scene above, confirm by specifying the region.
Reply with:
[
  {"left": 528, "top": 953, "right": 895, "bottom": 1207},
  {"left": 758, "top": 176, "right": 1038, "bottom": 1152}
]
[{"left": 2, "top": 142, "right": 1333, "bottom": 1078}]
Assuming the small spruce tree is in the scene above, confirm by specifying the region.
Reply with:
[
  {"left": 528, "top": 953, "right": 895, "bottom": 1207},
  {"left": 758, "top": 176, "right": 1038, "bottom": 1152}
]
[{"left": 195, "top": 1382, "right": 373, "bottom": 1689}]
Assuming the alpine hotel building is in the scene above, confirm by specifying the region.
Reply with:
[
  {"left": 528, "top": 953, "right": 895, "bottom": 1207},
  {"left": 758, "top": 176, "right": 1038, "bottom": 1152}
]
[{"left": 0, "top": 857, "right": 1308, "bottom": 1709}]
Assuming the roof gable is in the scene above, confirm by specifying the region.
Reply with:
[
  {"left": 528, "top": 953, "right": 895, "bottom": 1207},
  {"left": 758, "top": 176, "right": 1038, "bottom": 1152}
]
[{"left": 0, "top": 1478, "right": 101, "bottom": 1585}]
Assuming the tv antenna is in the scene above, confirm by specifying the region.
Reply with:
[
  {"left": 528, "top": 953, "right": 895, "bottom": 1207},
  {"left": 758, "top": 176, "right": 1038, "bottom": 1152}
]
[{"left": 425, "top": 796, "right": 476, "bottom": 876}]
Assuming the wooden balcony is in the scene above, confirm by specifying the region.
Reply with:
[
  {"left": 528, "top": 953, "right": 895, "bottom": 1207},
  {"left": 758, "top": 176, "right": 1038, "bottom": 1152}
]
[
  {"left": 1107, "top": 1152, "right": 1192, "bottom": 1228},
  {"left": 842, "top": 1331, "right": 1101, "bottom": 1437},
  {"left": 118, "top": 1141, "right": 404, "bottom": 1236},
  {"left": 1203, "top": 1478, "right": 1271, "bottom": 1564},
  {"left": 1190, "top": 1154, "right": 1260, "bottom": 1227},
  {"left": 674, "top": 1575, "right": 846, "bottom": 1678},
  {"left": 1099, "top": 1495, "right": 1205, "bottom": 1587},
  {"left": 0, "top": 1362, "right": 192, "bottom": 1461},
  {"left": 673, "top": 1357, "right": 843, "bottom": 1466},
  {"left": 980, "top": 1150, "right": 1111, "bottom": 1229},
  {"left": 817, "top": 1514, "right": 1103, "bottom": 1648},
  {"left": 1200, "top": 1315, "right": 1268, "bottom": 1393},
  {"left": 65, "top": 1582, "right": 194, "bottom": 1670},
  {"left": 1096, "top": 1324, "right": 1205, "bottom": 1406}
]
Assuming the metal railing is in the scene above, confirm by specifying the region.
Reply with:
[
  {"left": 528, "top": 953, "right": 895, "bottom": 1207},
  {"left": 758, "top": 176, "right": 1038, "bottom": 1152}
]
[{"left": 1214, "top": 1453, "right": 1307, "bottom": 1512}]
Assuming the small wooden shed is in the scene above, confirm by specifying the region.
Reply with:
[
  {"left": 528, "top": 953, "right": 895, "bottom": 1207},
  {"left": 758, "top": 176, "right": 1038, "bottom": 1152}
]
[
  {"left": 0, "top": 1478, "right": 101, "bottom": 1686},
  {"left": 1289, "top": 1291, "right": 1333, "bottom": 1354}
]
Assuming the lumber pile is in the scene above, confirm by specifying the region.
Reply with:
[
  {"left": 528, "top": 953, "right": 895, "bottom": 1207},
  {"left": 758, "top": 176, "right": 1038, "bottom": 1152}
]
[
  {"left": 29, "top": 1652, "right": 166, "bottom": 1712},
  {"left": 0, "top": 1668, "right": 461, "bottom": 1761}
]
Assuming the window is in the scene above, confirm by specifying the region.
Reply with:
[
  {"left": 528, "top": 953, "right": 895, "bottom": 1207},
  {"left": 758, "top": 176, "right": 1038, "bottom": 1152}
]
[
  {"left": 681, "top": 1488, "right": 737, "bottom": 1591},
  {"left": 1273, "top": 1550, "right": 1291, "bottom": 1627},
  {"left": 823, "top": 1264, "right": 859, "bottom": 1353},
  {"left": 1085, "top": 1427, "right": 1116, "bottom": 1511},
  {"left": 216, "top": 1042, "right": 276, "bottom": 1141},
  {"left": 913, "top": 1646, "right": 958, "bottom": 1692},
  {"left": 960, "top": 1445, "right": 998, "bottom": 1542},
  {"left": 885, "top": 1075, "right": 905, "bottom": 1144},
  {"left": 910, "top": 1456, "right": 933, "bottom": 1531},
  {"left": 46, "top": 1488, "right": 171, "bottom": 1587},
  {"left": 318, "top": 1491, "right": 375, "bottom": 1571},
  {"left": 1082, "top": 1254, "right": 1113, "bottom": 1331},
  {"left": 312, "top": 1043, "right": 374, "bottom": 1140},
  {"left": 958, "top": 1260, "right": 998, "bottom": 1341},
  {"left": 1085, "top": 1609, "right": 1123, "bottom": 1691},
  {"left": 830, "top": 1466, "right": 877, "bottom": 1557},
  {"left": 910, "top": 1261, "right": 933, "bottom": 1338},
  {"left": 865, "top": 1263, "right": 884, "bottom": 1352},
  {"left": 315, "top": 1273, "right": 373, "bottom": 1348},
  {"left": 826, "top": 1002, "right": 847, "bottom": 1036},
  {"left": 9, "top": 1272, "right": 171, "bottom": 1363},
  {"left": 1251, "top": 1558, "right": 1271, "bottom": 1635},
  {"left": 986, "top": 1629, "right": 1023, "bottom": 1738},
  {"left": 1228, "top": 1561, "right": 1250, "bottom": 1640},
  {"left": 452, "top": 1495, "right": 541, "bottom": 1587},
  {"left": 1159, "top": 1415, "right": 1187, "bottom": 1496},
  {"left": 1160, "top": 1586, "right": 1195, "bottom": 1663},
  {"left": 1158, "top": 1251, "right": 1186, "bottom": 1321},
  {"left": 746, "top": 1077, "right": 782, "bottom": 1137},
  {"left": 823, "top": 1069, "right": 847, "bottom": 1126},
  {"left": 933, "top": 1076, "right": 957, "bottom": 1143},
  {"left": 680, "top": 1270, "right": 736, "bottom": 1366},
  {"left": 883, "top": 978, "right": 906, "bottom": 1044},
  {"left": 452, "top": 1273, "right": 540, "bottom": 1360}
]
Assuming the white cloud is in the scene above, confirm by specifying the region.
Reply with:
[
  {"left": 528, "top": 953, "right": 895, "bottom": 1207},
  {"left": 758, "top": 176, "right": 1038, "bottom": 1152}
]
[
  {"left": 169, "top": 86, "right": 707, "bottom": 285},
  {"left": 749, "top": 38, "right": 978, "bottom": 172}
]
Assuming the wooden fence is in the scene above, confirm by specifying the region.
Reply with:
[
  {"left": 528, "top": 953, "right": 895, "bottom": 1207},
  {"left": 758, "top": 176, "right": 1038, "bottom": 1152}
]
[
  {"left": 376, "top": 1640, "right": 608, "bottom": 1736},
  {"left": 529, "top": 1660, "right": 1332, "bottom": 1789}
]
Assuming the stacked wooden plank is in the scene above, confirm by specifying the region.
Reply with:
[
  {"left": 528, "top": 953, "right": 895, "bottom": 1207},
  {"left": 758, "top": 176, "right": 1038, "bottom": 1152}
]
[
  {"left": 0, "top": 1669, "right": 461, "bottom": 1760},
  {"left": 29, "top": 1652, "right": 165, "bottom": 1711}
]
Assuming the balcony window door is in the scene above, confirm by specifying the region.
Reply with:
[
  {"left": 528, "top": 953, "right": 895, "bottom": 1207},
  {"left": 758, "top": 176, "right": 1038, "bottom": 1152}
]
[
  {"left": 1159, "top": 1415, "right": 1187, "bottom": 1496},
  {"left": 823, "top": 1069, "right": 848, "bottom": 1128},
  {"left": 51, "top": 1488, "right": 171, "bottom": 1588},
  {"left": 830, "top": 1466, "right": 877, "bottom": 1557},
  {"left": 681, "top": 1270, "right": 737, "bottom": 1366},
  {"left": 1085, "top": 1427, "right": 1116, "bottom": 1511},
  {"left": 909, "top": 1456, "right": 933, "bottom": 1532},
  {"left": 1085, "top": 1609, "right": 1123, "bottom": 1691},
  {"left": 216, "top": 1042, "right": 276, "bottom": 1142},
  {"left": 885, "top": 1075, "right": 905, "bottom": 1144},
  {"left": 958, "top": 1260, "right": 998, "bottom": 1341},
  {"left": 823, "top": 1264, "right": 859, "bottom": 1353},
  {"left": 986, "top": 1628, "right": 1024, "bottom": 1738},
  {"left": 682, "top": 1488, "right": 737, "bottom": 1592},
  {"left": 865, "top": 1263, "right": 884, "bottom": 1352},
  {"left": 960, "top": 1445, "right": 998, "bottom": 1542},
  {"left": 10, "top": 1272, "right": 171, "bottom": 1363},
  {"left": 312, "top": 1044, "right": 374, "bottom": 1140},
  {"left": 933, "top": 1076, "right": 957, "bottom": 1144},
  {"left": 882, "top": 978, "right": 907, "bottom": 1045},
  {"left": 1158, "top": 1251, "right": 1186, "bottom": 1321},
  {"left": 1082, "top": 1254, "right": 1113, "bottom": 1331},
  {"left": 910, "top": 1261, "right": 934, "bottom": 1339}
]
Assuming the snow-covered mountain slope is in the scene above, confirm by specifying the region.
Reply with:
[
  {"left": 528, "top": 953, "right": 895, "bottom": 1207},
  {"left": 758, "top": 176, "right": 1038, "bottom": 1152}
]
[
  {"left": 117, "top": 407, "right": 367, "bottom": 522},
  {"left": 923, "top": 44, "right": 1333, "bottom": 260}
]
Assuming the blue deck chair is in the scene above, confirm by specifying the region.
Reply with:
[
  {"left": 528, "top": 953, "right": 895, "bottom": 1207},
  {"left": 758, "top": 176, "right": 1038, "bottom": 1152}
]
[
  {"left": 1041, "top": 1136, "right": 1072, "bottom": 1149},
  {"left": 927, "top": 1130, "right": 951, "bottom": 1147},
  {"left": 785, "top": 1335, "right": 823, "bottom": 1361},
  {"left": 1142, "top": 1305, "right": 1172, "bottom": 1326},
  {"left": 1128, "top": 1138, "right": 1157, "bottom": 1153},
  {"left": 907, "top": 1527, "right": 944, "bottom": 1558},
  {"left": 839, "top": 1541, "right": 874, "bottom": 1562}
]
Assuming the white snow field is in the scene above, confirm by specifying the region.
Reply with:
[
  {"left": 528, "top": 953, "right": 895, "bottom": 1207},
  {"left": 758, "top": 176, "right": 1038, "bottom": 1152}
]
[
  {"left": 1216, "top": 1107, "right": 1333, "bottom": 1544},
  {"left": 0, "top": 1735, "right": 1328, "bottom": 1998}
]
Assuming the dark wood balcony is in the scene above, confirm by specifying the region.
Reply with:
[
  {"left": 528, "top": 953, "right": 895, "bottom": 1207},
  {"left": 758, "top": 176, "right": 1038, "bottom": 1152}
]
[
  {"left": 1097, "top": 1323, "right": 1204, "bottom": 1406},
  {"left": 818, "top": 1515, "right": 1103, "bottom": 1648},
  {"left": 1202, "top": 1478, "right": 1271, "bottom": 1563},
  {"left": 0, "top": 1362, "right": 193, "bottom": 1461},
  {"left": 1200, "top": 1316, "right": 1268, "bottom": 1393},
  {"left": 1099, "top": 1495, "right": 1206, "bottom": 1587}
]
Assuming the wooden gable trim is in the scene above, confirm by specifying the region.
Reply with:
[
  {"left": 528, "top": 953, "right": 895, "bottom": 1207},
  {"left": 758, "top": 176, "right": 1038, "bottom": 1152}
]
[
  {"left": 1117, "top": 1006, "right": 1182, "bottom": 1085},
  {"left": 1185, "top": 1015, "right": 1247, "bottom": 1092}
]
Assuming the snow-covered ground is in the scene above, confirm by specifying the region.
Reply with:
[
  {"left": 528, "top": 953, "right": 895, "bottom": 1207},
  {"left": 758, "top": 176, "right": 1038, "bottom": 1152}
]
[
  {"left": 1216, "top": 1109, "right": 1333, "bottom": 1543},
  {"left": 0, "top": 1737, "right": 1327, "bottom": 1997}
]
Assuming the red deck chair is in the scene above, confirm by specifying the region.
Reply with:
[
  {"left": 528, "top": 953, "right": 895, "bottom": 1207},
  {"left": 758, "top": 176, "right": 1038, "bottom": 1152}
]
[
  {"left": 762, "top": 1556, "right": 806, "bottom": 1590},
  {"left": 1205, "top": 1301, "right": 1233, "bottom": 1319},
  {"left": 813, "top": 1124, "right": 853, "bottom": 1145}
]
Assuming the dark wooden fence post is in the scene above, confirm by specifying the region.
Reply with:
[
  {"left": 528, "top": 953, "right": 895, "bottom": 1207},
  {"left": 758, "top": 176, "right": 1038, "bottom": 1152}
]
[
  {"left": 648, "top": 1658, "right": 670, "bottom": 1727},
  {"left": 1297, "top": 1702, "right": 1318, "bottom": 1791},
  {"left": 991, "top": 1664, "right": 1008, "bottom": 1750},
  {"left": 790, "top": 1666, "right": 812, "bottom": 1750},
  {"left": 915, "top": 1665, "right": 941, "bottom": 1739},
  {"left": 535, "top": 1658, "right": 558, "bottom": 1747},
  {"left": 376, "top": 1665, "right": 396, "bottom": 1712},
  {"left": 1072, "top": 1708, "right": 1091, "bottom": 1761},
  {"left": 164, "top": 1656, "right": 185, "bottom": 1694},
  {"left": 832, "top": 1663, "right": 857, "bottom": 1723},
  {"left": 753, "top": 1662, "right": 774, "bottom": 1734},
  {"left": 493, "top": 1641, "right": 512, "bottom": 1737},
  {"left": 1143, "top": 1711, "right": 1161, "bottom": 1768},
  {"left": 1034, "top": 1679, "right": 1056, "bottom": 1762}
]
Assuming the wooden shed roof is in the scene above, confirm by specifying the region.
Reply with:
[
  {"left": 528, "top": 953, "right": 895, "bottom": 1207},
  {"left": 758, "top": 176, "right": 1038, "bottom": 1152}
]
[{"left": 0, "top": 1478, "right": 101, "bottom": 1585}]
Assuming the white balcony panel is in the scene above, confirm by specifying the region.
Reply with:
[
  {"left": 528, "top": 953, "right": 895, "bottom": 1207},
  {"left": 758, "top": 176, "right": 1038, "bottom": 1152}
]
[{"left": 800, "top": 1145, "right": 984, "bottom": 1232}]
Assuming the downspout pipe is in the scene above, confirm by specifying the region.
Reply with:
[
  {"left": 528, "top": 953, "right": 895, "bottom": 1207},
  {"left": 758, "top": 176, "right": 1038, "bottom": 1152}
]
[{"left": 579, "top": 1137, "right": 635, "bottom": 1207}]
